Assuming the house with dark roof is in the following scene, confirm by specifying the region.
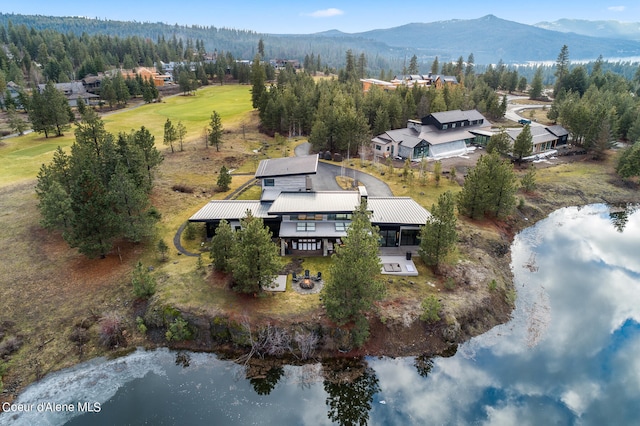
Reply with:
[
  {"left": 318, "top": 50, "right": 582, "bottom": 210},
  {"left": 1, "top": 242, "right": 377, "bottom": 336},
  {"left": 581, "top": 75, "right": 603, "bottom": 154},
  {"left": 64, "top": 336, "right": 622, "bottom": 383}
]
[
  {"left": 37, "top": 82, "right": 100, "bottom": 107},
  {"left": 372, "top": 109, "right": 491, "bottom": 160},
  {"left": 506, "top": 124, "right": 569, "bottom": 154},
  {"left": 189, "top": 155, "right": 431, "bottom": 257}
]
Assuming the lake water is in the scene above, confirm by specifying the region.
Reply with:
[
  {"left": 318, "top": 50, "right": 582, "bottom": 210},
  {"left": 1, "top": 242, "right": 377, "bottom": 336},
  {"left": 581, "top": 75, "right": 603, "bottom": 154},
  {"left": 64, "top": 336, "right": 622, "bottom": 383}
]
[{"left": 2, "top": 204, "right": 639, "bottom": 425}]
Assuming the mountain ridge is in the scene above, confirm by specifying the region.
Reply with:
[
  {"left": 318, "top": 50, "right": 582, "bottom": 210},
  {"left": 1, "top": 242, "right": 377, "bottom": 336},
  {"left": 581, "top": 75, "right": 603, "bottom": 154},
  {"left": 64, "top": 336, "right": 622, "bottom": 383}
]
[{"left": 2, "top": 13, "right": 640, "bottom": 66}]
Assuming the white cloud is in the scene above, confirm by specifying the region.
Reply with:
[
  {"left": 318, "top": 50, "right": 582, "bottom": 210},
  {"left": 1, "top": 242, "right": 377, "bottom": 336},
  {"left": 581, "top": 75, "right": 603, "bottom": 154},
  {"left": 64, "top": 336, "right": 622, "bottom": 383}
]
[
  {"left": 608, "top": 6, "right": 626, "bottom": 12},
  {"left": 304, "top": 8, "right": 344, "bottom": 18}
]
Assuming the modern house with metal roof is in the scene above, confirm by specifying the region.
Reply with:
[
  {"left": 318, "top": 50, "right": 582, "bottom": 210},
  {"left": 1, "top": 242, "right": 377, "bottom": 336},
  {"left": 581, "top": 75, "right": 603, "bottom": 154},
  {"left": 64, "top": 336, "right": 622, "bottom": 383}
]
[
  {"left": 188, "top": 155, "right": 431, "bottom": 256},
  {"left": 372, "top": 109, "right": 491, "bottom": 160}
]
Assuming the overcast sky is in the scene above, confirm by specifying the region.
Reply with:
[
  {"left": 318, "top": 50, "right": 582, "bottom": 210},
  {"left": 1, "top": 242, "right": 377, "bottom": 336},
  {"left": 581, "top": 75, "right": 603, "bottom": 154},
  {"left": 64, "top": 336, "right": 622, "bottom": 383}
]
[{"left": 3, "top": 1, "right": 640, "bottom": 34}]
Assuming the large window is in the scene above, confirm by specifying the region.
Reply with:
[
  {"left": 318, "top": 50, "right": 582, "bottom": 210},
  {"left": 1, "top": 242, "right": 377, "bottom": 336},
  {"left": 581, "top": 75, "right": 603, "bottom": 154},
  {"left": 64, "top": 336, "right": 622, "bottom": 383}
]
[
  {"left": 335, "top": 222, "right": 349, "bottom": 232},
  {"left": 379, "top": 229, "right": 397, "bottom": 247},
  {"left": 400, "top": 230, "right": 420, "bottom": 246},
  {"left": 264, "top": 178, "right": 275, "bottom": 186},
  {"left": 328, "top": 213, "right": 352, "bottom": 221},
  {"left": 296, "top": 222, "right": 316, "bottom": 232},
  {"left": 293, "top": 214, "right": 323, "bottom": 221},
  {"left": 293, "top": 239, "right": 320, "bottom": 251}
]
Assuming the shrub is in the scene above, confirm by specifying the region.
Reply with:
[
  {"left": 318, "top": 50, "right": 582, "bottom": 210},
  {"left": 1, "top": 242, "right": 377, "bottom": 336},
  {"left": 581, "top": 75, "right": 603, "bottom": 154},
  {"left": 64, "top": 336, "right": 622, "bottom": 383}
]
[
  {"left": 0, "top": 336, "right": 22, "bottom": 357},
  {"left": 165, "top": 316, "right": 193, "bottom": 342},
  {"left": 444, "top": 277, "right": 456, "bottom": 291},
  {"left": 184, "top": 222, "right": 198, "bottom": 241},
  {"left": 294, "top": 331, "right": 319, "bottom": 360},
  {"left": 420, "top": 296, "right": 442, "bottom": 323},
  {"left": 157, "top": 239, "right": 169, "bottom": 262},
  {"left": 131, "top": 262, "right": 156, "bottom": 299},
  {"left": 136, "top": 316, "right": 147, "bottom": 334},
  {"left": 69, "top": 328, "right": 89, "bottom": 345},
  {"left": 99, "top": 313, "right": 126, "bottom": 348},
  {"left": 489, "top": 279, "right": 498, "bottom": 291}
]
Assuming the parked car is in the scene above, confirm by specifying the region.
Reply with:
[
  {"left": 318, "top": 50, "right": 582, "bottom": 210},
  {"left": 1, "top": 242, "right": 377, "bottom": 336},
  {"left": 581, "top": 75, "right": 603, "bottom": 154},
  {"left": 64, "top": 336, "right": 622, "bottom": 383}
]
[{"left": 518, "top": 118, "right": 531, "bottom": 125}]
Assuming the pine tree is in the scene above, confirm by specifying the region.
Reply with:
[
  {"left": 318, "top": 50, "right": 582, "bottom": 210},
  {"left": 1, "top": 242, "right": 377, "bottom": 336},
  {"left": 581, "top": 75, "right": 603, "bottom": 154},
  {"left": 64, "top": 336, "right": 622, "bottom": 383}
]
[
  {"left": 457, "top": 152, "right": 518, "bottom": 220},
  {"left": 616, "top": 141, "right": 640, "bottom": 178},
  {"left": 486, "top": 128, "right": 511, "bottom": 155},
  {"left": 36, "top": 112, "right": 161, "bottom": 258},
  {"left": 217, "top": 165, "right": 232, "bottom": 191},
  {"left": 209, "top": 219, "right": 235, "bottom": 272},
  {"left": 529, "top": 67, "right": 544, "bottom": 100},
  {"left": 323, "top": 201, "right": 385, "bottom": 327},
  {"left": 176, "top": 121, "right": 187, "bottom": 152},
  {"left": 250, "top": 54, "right": 266, "bottom": 109},
  {"left": 520, "top": 165, "right": 537, "bottom": 193},
  {"left": 230, "top": 212, "right": 281, "bottom": 294},
  {"left": 419, "top": 191, "right": 457, "bottom": 268},
  {"left": 513, "top": 124, "right": 533, "bottom": 163},
  {"left": 163, "top": 118, "right": 177, "bottom": 153},
  {"left": 208, "top": 110, "right": 223, "bottom": 151}
]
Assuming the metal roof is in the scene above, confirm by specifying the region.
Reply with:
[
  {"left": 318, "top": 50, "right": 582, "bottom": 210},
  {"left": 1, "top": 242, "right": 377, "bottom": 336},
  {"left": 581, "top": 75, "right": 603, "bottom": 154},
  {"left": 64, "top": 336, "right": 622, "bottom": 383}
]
[
  {"left": 268, "top": 191, "right": 361, "bottom": 215},
  {"left": 368, "top": 197, "right": 431, "bottom": 225},
  {"left": 420, "top": 126, "right": 475, "bottom": 145},
  {"left": 507, "top": 126, "right": 559, "bottom": 146},
  {"left": 546, "top": 125, "right": 569, "bottom": 137},
  {"left": 189, "top": 200, "right": 275, "bottom": 221},
  {"left": 255, "top": 154, "right": 318, "bottom": 178},
  {"left": 430, "top": 109, "right": 487, "bottom": 124}
]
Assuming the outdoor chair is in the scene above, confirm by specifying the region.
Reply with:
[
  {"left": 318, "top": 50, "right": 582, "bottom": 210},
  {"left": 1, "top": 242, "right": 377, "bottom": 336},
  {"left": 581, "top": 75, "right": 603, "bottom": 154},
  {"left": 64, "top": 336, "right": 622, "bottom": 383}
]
[
  {"left": 313, "top": 271, "right": 322, "bottom": 281},
  {"left": 304, "top": 270, "right": 310, "bottom": 279},
  {"left": 292, "top": 272, "right": 299, "bottom": 283}
]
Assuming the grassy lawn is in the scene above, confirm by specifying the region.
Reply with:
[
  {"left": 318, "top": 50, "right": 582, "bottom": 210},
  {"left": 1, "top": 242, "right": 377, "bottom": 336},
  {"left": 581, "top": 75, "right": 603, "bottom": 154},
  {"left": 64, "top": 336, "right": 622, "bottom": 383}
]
[{"left": 0, "top": 85, "right": 253, "bottom": 186}]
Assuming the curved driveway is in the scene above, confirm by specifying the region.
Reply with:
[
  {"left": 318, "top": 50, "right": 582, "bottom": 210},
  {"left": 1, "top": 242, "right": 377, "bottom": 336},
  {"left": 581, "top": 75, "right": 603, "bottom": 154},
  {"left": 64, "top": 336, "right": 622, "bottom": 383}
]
[
  {"left": 295, "top": 142, "right": 393, "bottom": 197},
  {"left": 505, "top": 95, "right": 547, "bottom": 127}
]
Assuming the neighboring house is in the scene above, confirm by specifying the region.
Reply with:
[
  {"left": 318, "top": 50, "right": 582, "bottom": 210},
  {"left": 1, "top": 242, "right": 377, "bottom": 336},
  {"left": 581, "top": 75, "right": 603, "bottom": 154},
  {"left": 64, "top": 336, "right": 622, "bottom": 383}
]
[
  {"left": 81, "top": 74, "right": 104, "bottom": 94},
  {"left": 37, "top": 82, "right": 100, "bottom": 107},
  {"left": 271, "top": 59, "right": 301, "bottom": 71},
  {"left": 362, "top": 73, "right": 458, "bottom": 92},
  {"left": 120, "top": 67, "right": 171, "bottom": 86},
  {"left": 189, "top": 155, "right": 431, "bottom": 256},
  {"left": 0, "top": 81, "right": 24, "bottom": 108},
  {"left": 506, "top": 125, "right": 570, "bottom": 154},
  {"left": 372, "top": 109, "right": 491, "bottom": 160}
]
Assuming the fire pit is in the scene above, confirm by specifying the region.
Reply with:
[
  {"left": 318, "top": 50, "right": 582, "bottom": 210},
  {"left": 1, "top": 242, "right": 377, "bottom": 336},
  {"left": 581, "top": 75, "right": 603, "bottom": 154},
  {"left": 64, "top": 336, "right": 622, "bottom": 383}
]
[{"left": 300, "top": 278, "right": 314, "bottom": 289}]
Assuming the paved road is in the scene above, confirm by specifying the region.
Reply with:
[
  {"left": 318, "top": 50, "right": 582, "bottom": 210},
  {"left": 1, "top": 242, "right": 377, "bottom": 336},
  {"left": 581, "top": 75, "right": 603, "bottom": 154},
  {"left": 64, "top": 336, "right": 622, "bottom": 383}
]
[
  {"left": 505, "top": 95, "right": 547, "bottom": 126},
  {"left": 295, "top": 142, "right": 393, "bottom": 197}
]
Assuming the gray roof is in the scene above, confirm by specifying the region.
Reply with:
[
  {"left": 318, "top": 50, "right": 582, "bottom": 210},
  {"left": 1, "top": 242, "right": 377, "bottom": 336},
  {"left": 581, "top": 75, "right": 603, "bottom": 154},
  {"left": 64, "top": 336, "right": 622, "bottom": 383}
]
[
  {"left": 507, "top": 126, "right": 559, "bottom": 146},
  {"left": 546, "top": 125, "right": 569, "bottom": 137},
  {"left": 381, "top": 128, "right": 423, "bottom": 148},
  {"left": 420, "top": 126, "right": 475, "bottom": 145},
  {"left": 255, "top": 154, "right": 318, "bottom": 178},
  {"left": 368, "top": 197, "right": 431, "bottom": 225},
  {"left": 268, "top": 191, "right": 360, "bottom": 215},
  {"left": 430, "top": 109, "right": 487, "bottom": 124},
  {"left": 189, "top": 200, "right": 275, "bottom": 221}
]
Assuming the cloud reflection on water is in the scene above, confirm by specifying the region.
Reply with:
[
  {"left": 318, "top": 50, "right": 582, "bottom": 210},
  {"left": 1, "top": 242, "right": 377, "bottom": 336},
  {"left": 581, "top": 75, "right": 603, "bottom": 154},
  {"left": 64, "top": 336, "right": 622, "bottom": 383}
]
[{"left": 368, "top": 204, "right": 640, "bottom": 425}]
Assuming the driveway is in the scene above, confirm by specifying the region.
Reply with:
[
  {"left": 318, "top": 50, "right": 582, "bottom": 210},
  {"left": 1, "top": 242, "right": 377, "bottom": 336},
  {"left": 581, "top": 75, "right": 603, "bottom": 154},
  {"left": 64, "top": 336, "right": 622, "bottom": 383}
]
[
  {"left": 505, "top": 95, "right": 547, "bottom": 127},
  {"left": 295, "top": 142, "right": 393, "bottom": 197}
]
